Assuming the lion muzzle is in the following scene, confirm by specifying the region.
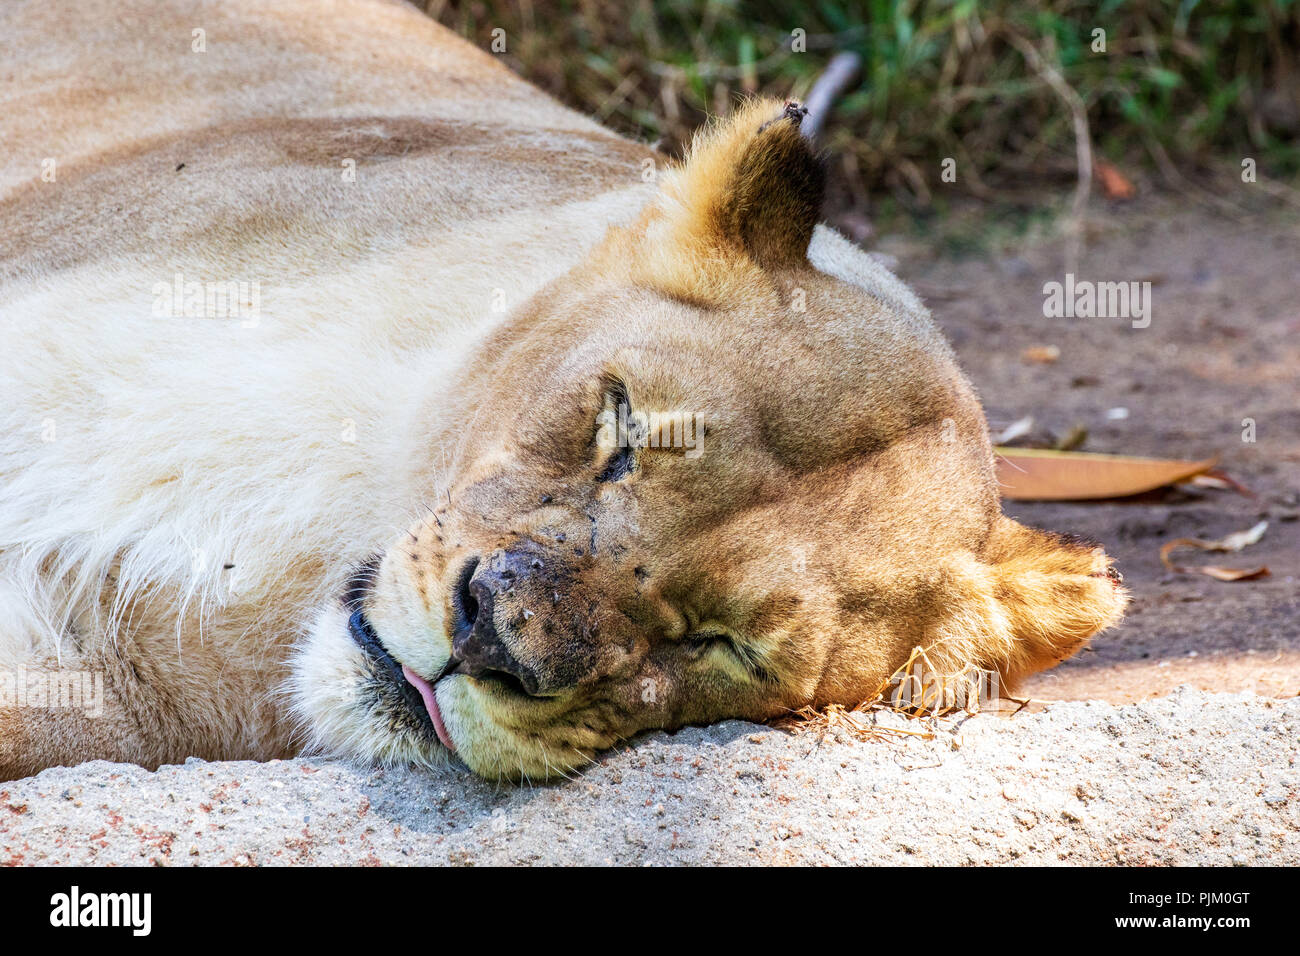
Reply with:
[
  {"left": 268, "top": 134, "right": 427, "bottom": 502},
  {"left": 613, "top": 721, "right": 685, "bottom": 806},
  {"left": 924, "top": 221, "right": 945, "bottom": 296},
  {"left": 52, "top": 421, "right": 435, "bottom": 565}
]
[{"left": 448, "top": 543, "right": 601, "bottom": 698}]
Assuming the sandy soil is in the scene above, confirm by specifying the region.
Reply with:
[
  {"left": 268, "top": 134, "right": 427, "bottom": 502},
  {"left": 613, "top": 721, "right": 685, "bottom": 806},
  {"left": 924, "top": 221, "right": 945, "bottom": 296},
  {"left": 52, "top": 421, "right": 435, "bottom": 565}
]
[{"left": 3, "top": 690, "right": 1295, "bottom": 865}]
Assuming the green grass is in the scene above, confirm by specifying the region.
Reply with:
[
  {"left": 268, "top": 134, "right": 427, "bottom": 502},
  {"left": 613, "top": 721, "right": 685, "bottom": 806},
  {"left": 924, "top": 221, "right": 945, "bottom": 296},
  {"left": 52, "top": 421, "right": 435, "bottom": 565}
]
[{"left": 425, "top": 0, "right": 1300, "bottom": 209}]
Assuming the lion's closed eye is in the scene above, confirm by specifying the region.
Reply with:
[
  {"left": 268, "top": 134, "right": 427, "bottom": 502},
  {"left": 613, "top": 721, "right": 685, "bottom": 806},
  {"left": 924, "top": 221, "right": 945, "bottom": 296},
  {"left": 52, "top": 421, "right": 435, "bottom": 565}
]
[
  {"left": 679, "top": 629, "right": 731, "bottom": 657},
  {"left": 680, "top": 625, "right": 778, "bottom": 683},
  {"left": 593, "top": 380, "right": 637, "bottom": 482}
]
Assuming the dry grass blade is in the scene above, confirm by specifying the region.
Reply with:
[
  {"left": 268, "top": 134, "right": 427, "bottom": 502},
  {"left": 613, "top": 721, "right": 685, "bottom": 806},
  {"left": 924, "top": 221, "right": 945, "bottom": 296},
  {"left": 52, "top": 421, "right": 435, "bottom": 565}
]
[{"left": 781, "top": 646, "right": 1014, "bottom": 744}]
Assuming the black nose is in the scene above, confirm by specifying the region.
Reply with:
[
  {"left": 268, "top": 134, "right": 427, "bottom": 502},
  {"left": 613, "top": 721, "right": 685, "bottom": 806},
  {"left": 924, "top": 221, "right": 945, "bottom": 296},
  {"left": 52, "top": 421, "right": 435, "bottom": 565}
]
[
  {"left": 451, "top": 557, "right": 480, "bottom": 634},
  {"left": 448, "top": 554, "right": 543, "bottom": 696}
]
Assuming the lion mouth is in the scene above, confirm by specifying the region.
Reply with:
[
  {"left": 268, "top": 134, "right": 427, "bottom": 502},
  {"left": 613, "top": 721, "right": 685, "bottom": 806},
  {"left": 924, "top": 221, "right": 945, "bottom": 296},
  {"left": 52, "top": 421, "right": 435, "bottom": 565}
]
[
  {"left": 343, "top": 566, "right": 457, "bottom": 752},
  {"left": 398, "top": 663, "right": 456, "bottom": 751}
]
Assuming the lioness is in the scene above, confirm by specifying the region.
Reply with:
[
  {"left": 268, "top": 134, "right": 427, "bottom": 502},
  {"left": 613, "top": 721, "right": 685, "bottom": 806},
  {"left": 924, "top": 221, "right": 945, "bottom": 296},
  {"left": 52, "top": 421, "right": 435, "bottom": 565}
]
[{"left": 0, "top": 0, "right": 1125, "bottom": 781}]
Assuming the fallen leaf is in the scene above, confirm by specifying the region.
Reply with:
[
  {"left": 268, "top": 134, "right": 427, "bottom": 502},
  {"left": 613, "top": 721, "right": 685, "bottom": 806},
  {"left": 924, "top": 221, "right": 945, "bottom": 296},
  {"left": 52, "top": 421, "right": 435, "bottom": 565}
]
[
  {"left": 1096, "top": 158, "right": 1136, "bottom": 200},
  {"left": 1020, "top": 345, "right": 1060, "bottom": 364},
  {"left": 1214, "top": 520, "right": 1268, "bottom": 551},
  {"left": 995, "top": 448, "right": 1217, "bottom": 501},
  {"left": 1160, "top": 520, "right": 1270, "bottom": 582},
  {"left": 1187, "top": 470, "right": 1256, "bottom": 498},
  {"left": 1160, "top": 520, "right": 1267, "bottom": 561},
  {"left": 1194, "top": 565, "right": 1270, "bottom": 582},
  {"left": 993, "top": 415, "right": 1035, "bottom": 445}
]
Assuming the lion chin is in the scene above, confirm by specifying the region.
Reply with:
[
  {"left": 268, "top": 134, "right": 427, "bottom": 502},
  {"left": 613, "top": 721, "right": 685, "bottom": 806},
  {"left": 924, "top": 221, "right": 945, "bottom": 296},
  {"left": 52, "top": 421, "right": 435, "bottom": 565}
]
[
  {"left": 288, "top": 604, "right": 452, "bottom": 772},
  {"left": 288, "top": 606, "right": 605, "bottom": 782}
]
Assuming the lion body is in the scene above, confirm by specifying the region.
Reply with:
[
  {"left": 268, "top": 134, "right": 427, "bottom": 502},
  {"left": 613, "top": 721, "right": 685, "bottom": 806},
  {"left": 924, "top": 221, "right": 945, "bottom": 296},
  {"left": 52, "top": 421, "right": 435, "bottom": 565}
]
[
  {"left": 0, "top": 0, "right": 1124, "bottom": 780},
  {"left": 1, "top": 0, "right": 659, "bottom": 774}
]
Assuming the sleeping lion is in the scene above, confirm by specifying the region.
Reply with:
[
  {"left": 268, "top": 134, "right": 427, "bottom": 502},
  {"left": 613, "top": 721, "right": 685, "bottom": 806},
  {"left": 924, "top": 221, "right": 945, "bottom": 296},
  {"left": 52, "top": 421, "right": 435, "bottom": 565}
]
[{"left": 0, "top": 0, "right": 1126, "bottom": 781}]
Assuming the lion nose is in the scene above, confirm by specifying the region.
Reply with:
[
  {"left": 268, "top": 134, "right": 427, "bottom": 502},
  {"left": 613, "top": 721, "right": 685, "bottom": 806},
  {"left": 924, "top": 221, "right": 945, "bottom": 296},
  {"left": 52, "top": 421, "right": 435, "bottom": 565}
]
[{"left": 448, "top": 553, "right": 544, "bottom": 696}]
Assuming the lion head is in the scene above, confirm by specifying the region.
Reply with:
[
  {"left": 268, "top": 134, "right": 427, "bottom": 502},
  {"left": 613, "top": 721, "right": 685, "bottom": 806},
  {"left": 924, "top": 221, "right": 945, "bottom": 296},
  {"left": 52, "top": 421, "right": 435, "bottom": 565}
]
[{"left": 289, "top": 100, "right": 1126, "bottom": 780}]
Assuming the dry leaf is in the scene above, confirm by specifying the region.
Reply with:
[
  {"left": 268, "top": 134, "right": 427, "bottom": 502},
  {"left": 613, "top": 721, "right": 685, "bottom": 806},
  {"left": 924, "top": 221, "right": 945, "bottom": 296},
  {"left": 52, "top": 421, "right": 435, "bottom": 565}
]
[
  {"left": 993, "top": 415, "right": 1034, "bottom": 445},
  {"left": 1195, "top": 565, "right": 1270, "bottom": 582},
  {"left": 995, "top": 448, "right": 1217, "bottom": 501},
  {"left": 1159, "top": 521, "right": 1270, "bottom": 582},
  {"left": 1021, "top": 345, "right": 1060, "bottom": 364},
  {"left": 1187, "top": 470, "right": 1256, "bottom": 498},
  {"left": 1097, "top": 158, "right": 1136, "bottom": 200},
  {"left": 1213, "top": 521, "right": 1268, "bottom": 551}
]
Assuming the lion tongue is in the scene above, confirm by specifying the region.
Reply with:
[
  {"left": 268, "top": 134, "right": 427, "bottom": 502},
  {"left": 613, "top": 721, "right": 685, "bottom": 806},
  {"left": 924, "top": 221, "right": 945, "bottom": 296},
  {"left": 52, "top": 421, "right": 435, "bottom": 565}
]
[{"left": 401, "top": 664, "right": 456, "bottom": 752}]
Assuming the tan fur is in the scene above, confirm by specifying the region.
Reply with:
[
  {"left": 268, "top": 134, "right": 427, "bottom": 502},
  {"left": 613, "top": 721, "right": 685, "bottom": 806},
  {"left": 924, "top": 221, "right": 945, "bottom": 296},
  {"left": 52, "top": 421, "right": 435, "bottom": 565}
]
[{"left": 0, "top": 0, "right": 1125, "bottom": 782}]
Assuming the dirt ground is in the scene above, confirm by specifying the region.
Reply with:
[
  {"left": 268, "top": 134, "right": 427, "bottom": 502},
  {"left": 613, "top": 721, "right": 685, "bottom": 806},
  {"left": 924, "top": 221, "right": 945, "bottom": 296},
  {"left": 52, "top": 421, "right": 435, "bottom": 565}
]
[
  {"left": 5, "top": 690, "right": 1295, "bottom": 865},
  {"left": 879, "top": 196, "right": 1299, "bottom": 704}
]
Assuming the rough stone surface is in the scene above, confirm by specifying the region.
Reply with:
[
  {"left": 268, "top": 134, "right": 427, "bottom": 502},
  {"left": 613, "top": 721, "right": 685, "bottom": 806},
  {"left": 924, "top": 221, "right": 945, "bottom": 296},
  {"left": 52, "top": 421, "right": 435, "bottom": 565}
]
[{"left": 2, "top": 687, "right": 1295, "bottom": 865}]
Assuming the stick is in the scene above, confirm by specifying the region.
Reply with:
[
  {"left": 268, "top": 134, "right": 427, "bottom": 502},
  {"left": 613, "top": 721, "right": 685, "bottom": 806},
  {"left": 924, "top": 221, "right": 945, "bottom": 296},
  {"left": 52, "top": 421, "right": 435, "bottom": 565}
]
[
  {"left": 802, "top": 51, "right": 862, "bottom": 141},
  {"left": 1006, "top": 33, "right": 1092, "bottom": 270}
]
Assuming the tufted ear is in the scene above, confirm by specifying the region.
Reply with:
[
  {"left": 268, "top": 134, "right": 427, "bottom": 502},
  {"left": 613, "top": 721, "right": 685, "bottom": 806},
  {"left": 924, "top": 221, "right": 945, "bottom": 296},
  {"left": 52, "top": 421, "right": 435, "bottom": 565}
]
[
  {"left": 972, "top": 516, "right": 1128, "bottom": 688},
  {"left": 694, "top": 98, "right": 826, "bottom": 268},
  {"left": 628, "top": 98, "right": 826, "bottom": 301}
]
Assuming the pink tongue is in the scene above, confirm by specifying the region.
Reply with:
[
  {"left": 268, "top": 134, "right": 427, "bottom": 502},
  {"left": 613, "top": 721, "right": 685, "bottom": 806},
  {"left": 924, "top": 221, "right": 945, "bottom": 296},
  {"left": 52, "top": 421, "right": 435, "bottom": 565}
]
[{"left": 402, "top": 664, "right": 456, "bottom": 752}]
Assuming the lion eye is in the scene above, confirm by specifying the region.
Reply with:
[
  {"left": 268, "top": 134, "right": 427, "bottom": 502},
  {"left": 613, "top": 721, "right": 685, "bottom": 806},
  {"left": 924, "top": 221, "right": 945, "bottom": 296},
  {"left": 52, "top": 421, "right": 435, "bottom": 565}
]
[
  {"left": 682, "top": 627, "right": 777, "bottom": 683},
  {"left": 597, "top": 443, "right": 635, "bottom": 482},
  {"left": 681, "top": 630, "right": 731, "bottom": 656},
  {"left": 595, "top": 380, "right": 636, "bottom": 482}
]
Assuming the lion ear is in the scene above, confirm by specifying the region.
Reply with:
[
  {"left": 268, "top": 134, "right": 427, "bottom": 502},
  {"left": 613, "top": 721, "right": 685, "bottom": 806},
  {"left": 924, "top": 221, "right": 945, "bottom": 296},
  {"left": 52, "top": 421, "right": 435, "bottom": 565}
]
[
  {"left": 632, "top": 99, "right": 825, "bottom": 298},
  {"left": 978, "top": 516, "right": 1128, "bottom": 687},
  {"left": 917, "top": 516, "right": 1127, "bottom": 698}
]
